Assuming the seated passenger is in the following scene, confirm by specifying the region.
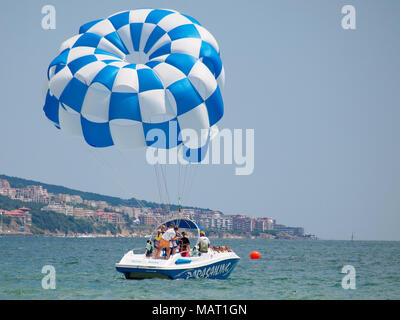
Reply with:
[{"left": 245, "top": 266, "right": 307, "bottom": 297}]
[
  {"left": 179, "top": 232, "right": 190, "bottom": 257},
  {"left": 191, "top": 245, "right": 199, "bottom": 257},
  {"left": 196, "top": 231, "right": 210, "bottom": 254},
  {"left": 145, "top": 240, "right": 153, "bottom": 257}
]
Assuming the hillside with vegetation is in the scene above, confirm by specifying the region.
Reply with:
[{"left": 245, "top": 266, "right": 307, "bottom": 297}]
[
  {"left": 0, "top": 173, "right": 210, "bottom": 237},
  {"left": 0, "top": 174, "right": 207, "bottom": 212},
  {"left": 0, "top": 174, "right": 312, "bottom": 239},
  {"left": 0, "top": 174, "right": 153, "bottom": 208}
]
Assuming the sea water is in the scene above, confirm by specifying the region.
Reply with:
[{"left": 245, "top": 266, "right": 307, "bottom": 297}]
[{"left": 0, "top": 236, "right": 399, "bottom": 299}]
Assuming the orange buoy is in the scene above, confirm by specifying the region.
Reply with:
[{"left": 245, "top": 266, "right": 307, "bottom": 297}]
[{"left": 250, "top": 251, "right": 261, "bottom": 259}]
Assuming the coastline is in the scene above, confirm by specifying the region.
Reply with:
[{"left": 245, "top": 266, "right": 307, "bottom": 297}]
[
  {"left": 0, "top": 230, "right": 317, "bottom": 240},
  {"left": 1, "top": 175, "right": 309, "bottom": 241}
]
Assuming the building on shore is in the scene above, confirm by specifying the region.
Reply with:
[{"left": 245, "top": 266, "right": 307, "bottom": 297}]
[
  {"left": 0, "top": 207, "right": 32, "bottom": 226},
  {"left": 274, "top": 224, "right": 304, "bottom": 237},
  {"left": 139, "top": 213, "right": 163, "bottom": 226},
  {"left": 0, "top": 186, "right": 16, "bottom": 198},
  {"left": 15, "top": 185, "right": 50, "bottom": 203},
  {"left": 83, "top": 200, "right": 100, "bottom": 208},
  {"left": 55, "top": 193, "right": 84, "bottom": 205},
  {"left": 232, "top": 215, "right": 254, "bottom": 232},
  {"left": 41, "top": 203, "right": 74, "bottom": 216},
  {"left": 72, "top": 207, "right": 96, "bottom": 219},
  {"left": 0, "top": 179, "right": 11, "bottom": 189},
  {"left": 211, "top": 216, "right": 233, "bottom": 231},
  {"left": 95, "top": 209, "right": 124, "bottom": 224},
  {"left": 254, "top": 218, "right": 275, "bottom": 232}
]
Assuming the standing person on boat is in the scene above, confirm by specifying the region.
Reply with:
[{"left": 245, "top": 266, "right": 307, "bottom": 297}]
[
  {"left": 196, "top": 231, "right": 210, "bottom": 254},
  {"left": 171, "top": 225, "right": 181, "bottom": 256},
  {"left": 157, "top": 224, "right": 175, "bottom": 259},
  {"left": 154, "top": 225, "right": 166, "bottom": 258},
  {"left": 154, "top": 230, "right": 163, "bottom": 255}
]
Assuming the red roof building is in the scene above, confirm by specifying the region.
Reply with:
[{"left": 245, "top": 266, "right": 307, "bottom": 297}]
[
  {"left": 95, "top": 210, "right": 124, "bottom": 224},
  {"left": 1, "top": 208, "right": 32, "bottom": 225}
]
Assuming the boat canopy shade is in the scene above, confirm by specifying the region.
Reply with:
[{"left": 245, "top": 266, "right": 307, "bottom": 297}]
[{"left": 156, "top": 217, "right": 203, "bottom": 231}]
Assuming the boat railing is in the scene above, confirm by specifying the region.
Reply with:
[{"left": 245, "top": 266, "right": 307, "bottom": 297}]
[
  {"left": 174, "top": 249, "right": 202, "bottom": 258},
  {"left": 130, "top": 247, "right": 210, "bottom": 258},
  {"left": 131, "top": 247, "right": 147, "bottom": 254},
  {"left": 153, "top": 249, "right": 194, "bottom": 260}
]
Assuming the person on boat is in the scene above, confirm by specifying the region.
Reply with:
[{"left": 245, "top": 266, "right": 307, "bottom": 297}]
[
  {"left": 153, "top": 229, "right": 162, "bottom": 255},
  {"left": 157, "top": 224, "right": 175, "bottom": 259},
  {"left": 154, "top": 225, "right": 166, "bottom": 258},
  {"left": 196, "top": 230, "right": 210, "bottom": 254},
  {"left": 145, "top": 239, "right": 153, "bottom": 257},
  {"left": 191, "top": 245, "right": 198, "bottom": 256},
  {"left": 171, "top": 225, "right": 181, "bottom": 256},
  {"left": 179, "top": 232, "right": 190, "bottom": 257}
]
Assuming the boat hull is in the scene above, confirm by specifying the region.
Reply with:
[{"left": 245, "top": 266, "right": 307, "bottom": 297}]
[{"left": 116, "top": 257, "right": 239, "bottom": 280}]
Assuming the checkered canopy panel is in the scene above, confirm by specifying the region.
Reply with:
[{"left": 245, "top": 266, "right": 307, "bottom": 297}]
[{"left": 43, "top": 9, "right": 224, "bottom": 160}]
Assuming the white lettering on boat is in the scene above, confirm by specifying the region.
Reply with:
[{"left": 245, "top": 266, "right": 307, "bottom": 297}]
[{"left": 176, "top": 262, "right": 233, "bottom": 279}]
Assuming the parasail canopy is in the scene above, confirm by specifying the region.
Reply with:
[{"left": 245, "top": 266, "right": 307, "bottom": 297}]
[{"left": 43, "top": 9, "right": 225, "bottom": 163}]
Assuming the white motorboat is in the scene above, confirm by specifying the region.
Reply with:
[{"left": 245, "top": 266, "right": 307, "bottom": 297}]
[{"left": 115, "top": 217, "right": 240, "bottom": 279}]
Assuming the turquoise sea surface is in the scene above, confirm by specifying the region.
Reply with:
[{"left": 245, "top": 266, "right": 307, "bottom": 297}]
[{"left": 0, "top": 236, "right": 399, "bottom": 299}]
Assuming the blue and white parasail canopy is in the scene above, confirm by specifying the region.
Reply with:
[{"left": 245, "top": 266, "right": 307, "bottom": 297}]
[{"left": 43, "top": 9, "right": 225, "bottom": 163}]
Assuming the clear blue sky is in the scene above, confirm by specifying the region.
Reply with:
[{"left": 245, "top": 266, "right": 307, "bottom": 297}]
[{"left": 0, "top": 0, "right": 399, "bottom": 240}]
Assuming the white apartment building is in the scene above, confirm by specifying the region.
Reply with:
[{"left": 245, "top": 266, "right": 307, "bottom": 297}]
[{"left": 42, "top": 203, "right": 74, "bottom": 216}]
